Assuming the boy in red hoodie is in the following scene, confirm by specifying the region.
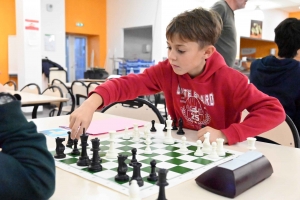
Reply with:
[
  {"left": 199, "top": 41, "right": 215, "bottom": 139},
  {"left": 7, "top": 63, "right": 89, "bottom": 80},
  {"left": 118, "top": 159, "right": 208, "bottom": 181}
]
[{"left": 69, "top": 7, "right": 284, "bottom": 145}]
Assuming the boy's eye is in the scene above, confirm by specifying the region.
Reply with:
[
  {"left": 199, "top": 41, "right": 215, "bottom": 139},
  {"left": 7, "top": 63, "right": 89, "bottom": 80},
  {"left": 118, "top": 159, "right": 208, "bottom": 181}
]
[
  {"left": 178, "top": 50, "right": 185, "bottom": 54},
  {"left": 167, "top": 46, "right": 171, "bottom": 50}
]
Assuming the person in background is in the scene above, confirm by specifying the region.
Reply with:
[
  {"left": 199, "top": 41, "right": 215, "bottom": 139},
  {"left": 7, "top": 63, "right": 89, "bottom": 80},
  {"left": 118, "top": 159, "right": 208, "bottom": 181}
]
[
  {"left": 69, "top": 7, "right": 284, "bottom": 146},
  {"left": 0, "top": 84, "right": 55, "bottom": 199},
  {"left": 250, "top": 18, "right": 300, "bottom": 133},
  {"left": 211, "top": 0, "right": 248, "bottom": 67}
]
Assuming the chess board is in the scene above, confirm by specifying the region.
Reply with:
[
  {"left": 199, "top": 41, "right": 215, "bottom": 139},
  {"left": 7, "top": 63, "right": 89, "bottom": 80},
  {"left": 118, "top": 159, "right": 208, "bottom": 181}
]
[{"left": 49, "top": 130, "right": 242, "bottom": 198}]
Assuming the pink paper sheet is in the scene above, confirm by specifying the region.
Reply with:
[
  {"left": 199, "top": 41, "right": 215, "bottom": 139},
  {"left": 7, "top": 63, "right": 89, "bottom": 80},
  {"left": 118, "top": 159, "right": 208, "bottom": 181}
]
[{"left": 60, "top": 117, "right": 146, "bottom": 135}]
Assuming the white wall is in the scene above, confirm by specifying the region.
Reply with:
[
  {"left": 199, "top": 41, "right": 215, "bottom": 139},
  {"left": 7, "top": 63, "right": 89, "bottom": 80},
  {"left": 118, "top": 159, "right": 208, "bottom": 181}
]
[
  {"left": 41, "top": 0, "right": 66, "bottom": 69},
  {"left": 107, "top": 0, "right": 289, "bottom": 72}
]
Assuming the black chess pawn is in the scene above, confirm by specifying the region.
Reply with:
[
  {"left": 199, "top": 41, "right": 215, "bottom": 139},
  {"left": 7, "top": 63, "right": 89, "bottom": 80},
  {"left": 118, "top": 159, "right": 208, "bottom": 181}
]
[
  {"left": 176, "top": 117, "right": 185, "bottom": 135},
  {"left": 66, "top": 131, "right": 74, "bottom": 148},
  {"left": 150, "top": 120, "right": 157, "bottom": 132},
  {"left": 130, "top": 162, "right": 144, "bottom": 187},
  {"left": 71, "top": 139, "right": 80, "bottom": 155},
  {"left": 88, "top": 138, "right": 102, "bottom": 172},
  {"left": 54, "top": 137, "right": 66, "bottom": 159},
  {"left": 115, "top": 154, "right": 129, "bottom": 181},
  {"left": 77, "top": 131, "right": 90, "bottom": 166},
  {"left": 129, "top": 148, "right": 137, "bottom": 166},
  {"left": 172, "top": 119, "right": 178, "bottom": 130},
  {"left": 156, "top": 168, "right": 169, "bottom": 200},
  {"left": 147, "top": 160, "right": 158, "bottom": 181},
  {"left": 163, "top": 119, "right": 167, "bottom": 132}
]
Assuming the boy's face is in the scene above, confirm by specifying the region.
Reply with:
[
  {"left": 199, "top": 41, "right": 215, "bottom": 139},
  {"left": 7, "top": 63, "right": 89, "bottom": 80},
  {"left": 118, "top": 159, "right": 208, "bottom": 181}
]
[{"left": 167, "top": 34, "right": 214, "bottom": 78}]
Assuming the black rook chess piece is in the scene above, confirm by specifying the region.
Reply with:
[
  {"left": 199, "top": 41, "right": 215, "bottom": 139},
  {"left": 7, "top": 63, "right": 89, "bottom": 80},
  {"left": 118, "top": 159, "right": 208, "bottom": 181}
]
[
  {"left": 54, "top": 137, "right": 66, "bottom": 159},
  {"left": 88, "top": 138, "right": 102, "bottom": 172},
  {"left": 176, "top": 117, "right": 185, "bottom": 135},
  {"left": 115, "top": 154, "right": 129, "bottom": 181},
  {"left": 156, "top": 168, "right": 169, "bottom": 200},
  {"left": 150, "top": 120, "right": 157, "bottom": 132},
  {"left": 147, "top": 160, "right": 158, "bottom": 181},
  {"left": 66, "top": 131, "right": 74, "bottom": 148},
  {"left": 130, "top": 162, "right": 144, "bottom": 187}
]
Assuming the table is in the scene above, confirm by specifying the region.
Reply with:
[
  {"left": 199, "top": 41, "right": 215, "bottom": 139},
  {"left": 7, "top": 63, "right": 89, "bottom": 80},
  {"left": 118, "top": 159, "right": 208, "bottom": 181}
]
[
  {"left": 78, "top": 79, "right": 106, "bottom": 83},
  {"left": 30, "top": 113, "right": 300, "bottom": 200},
  {"left": 9, "top": 90, "right": 68, "bottom": 118}
]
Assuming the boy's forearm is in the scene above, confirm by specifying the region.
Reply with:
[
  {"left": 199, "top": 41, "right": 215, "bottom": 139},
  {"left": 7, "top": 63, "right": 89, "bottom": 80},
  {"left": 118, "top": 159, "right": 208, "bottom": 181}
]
[{"left": 85, "top": 93, "right": 104, "bottom": 110}]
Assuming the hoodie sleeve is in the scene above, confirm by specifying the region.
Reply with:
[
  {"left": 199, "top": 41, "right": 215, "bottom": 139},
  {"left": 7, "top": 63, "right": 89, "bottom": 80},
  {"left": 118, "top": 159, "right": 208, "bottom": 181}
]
[
  {"left": 0, "top": 101, "right": 55, "bottom": 200},
  {"left": 221, "top": 75, "right": 285, "bottom": 145}
]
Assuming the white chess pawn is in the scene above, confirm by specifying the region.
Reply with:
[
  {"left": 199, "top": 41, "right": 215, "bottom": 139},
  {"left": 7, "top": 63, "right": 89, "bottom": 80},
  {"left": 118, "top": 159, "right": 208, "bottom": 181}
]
[
  {"left": 122, "top": 127, "right": 131, "bottom": 140},
  {"left": 194, "top": 140, "right": 203, "bottom": 157},
  {"left": 144, "top": 137, "right": 152, "bottom": 154},
  {"left": 129, "top": 180, "right": 141, "bottom": 200},
  {"left": 133, "top": 124, "right": 140, "bottom": 142},
  {"left": 216, "top": 138, "right": 225, "bottom": 156},
  {"left": 202, "top": 132, "right": 212, "bottom": 154},
  {"left": 179, "top": 136, "right": 189, "bottom": 152},
  {"left": 208, "top": 142, "right": 219, "bottom": 159},
  {"left": 106, "top": 131, "right": 118, "bottom": 159},
  {"left": 247, "top": 137, "right": 256, "bottom": 150}
]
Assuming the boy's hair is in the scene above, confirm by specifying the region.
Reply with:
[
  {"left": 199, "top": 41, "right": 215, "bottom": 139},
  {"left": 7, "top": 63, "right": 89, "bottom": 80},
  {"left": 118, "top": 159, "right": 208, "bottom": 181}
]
[
  {"left": 166, "top": 7, "right": 222, "bottom": 48},
  {"left": 275, "top": 18, "right": 300, "bottom": 58}
]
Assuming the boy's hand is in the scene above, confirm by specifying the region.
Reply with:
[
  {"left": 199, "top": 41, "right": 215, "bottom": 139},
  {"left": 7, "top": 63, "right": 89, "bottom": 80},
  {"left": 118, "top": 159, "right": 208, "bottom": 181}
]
[
  {"left": 69, "top": 93, "right": 103, "bottom": 139},
  {"left": 197, "top": 126, "right": 228, "bottom": 143}
]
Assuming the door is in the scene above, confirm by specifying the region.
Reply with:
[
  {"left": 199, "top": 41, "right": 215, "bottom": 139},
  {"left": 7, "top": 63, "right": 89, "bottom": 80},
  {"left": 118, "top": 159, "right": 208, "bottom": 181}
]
[{"left": 66, "top": 35, "right": 87, "bottom": 82}]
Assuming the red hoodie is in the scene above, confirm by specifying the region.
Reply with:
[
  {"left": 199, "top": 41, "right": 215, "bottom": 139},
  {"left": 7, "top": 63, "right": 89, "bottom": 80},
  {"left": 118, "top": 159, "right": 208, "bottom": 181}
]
[{"left": 92, "top": 51, "right": 285, "bottom": 145}]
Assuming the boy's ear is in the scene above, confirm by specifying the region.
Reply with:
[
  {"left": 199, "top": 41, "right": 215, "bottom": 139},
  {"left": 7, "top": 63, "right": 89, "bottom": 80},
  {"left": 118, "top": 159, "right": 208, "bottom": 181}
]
[{"left": 203, "top": 45, "right": 216, "bottom": 59}]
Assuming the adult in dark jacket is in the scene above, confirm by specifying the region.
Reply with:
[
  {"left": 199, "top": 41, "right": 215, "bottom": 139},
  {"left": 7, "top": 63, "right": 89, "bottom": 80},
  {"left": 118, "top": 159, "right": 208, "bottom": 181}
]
[
  {"left": 0, "top": 84, "right": 55, "bottom": 199},
  {"left": 250, "top": 18, "right": 300, "bottom": 133}
]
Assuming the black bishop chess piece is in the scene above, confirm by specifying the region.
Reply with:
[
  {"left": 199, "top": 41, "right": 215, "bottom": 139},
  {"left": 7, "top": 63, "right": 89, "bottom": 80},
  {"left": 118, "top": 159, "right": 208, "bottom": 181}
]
[
  {"left": 115, "top": 154, "right": 129, "bottom": 181},
  {"left": 77, "top": 129, "right": 91, "bottom": 166},
  {"left": 71, "top": 139, "right": 80, "bottom": 155},
  {"left": 129, "top": 148, "right": 137, "bottom": 166},
  {"left": 66, "top": 131, "right": 74, "bottom": 148},
  {"left": 130, "top": 162, "right": 144, "bottom": 187},
  {"left": 172, "top": 119, "right": 178, "bottom": 130},
  {"left": 88, "top": 138, "right": 102, "bottom": 172},
  {"left": 156, "top": 168, "right": 169, "bottom": 200},
  {"left": 54, "top": 137, "right": 66, "bottom": 159},
  {"left": 176, "top": 117, "right": 185, "bottom": 135},
  {"left": 150, "top": 120, "right": 157, "bottom": 132},
  {"left": 147, "top": 160, "right": 158, "bottom": 181}
]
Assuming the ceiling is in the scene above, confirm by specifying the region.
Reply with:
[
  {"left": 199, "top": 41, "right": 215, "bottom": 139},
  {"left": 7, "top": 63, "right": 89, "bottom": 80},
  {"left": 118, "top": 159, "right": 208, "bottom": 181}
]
[{"left": 245, "top": 0, "right": 300, "bottom": 12}]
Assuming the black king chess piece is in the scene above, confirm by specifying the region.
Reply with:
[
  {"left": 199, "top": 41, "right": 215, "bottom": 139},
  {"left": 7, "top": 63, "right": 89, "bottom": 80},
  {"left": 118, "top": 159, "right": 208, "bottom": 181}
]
[
  {"left": 147, "top": 160, "right": 158, "bottom": 181},
  {"left": 54, "top": 137, "right": 66, "bottom": 158},
  {"left": 71, "top": 139, "right": 80, "bottom": 155},
  {"left": 115, "top": 154, "right": 129, "bottom": 181},
  {"left": 157, "top": 168, "right": 169, "bottom": 200},
  {"left": 66, "top": 131, "right": 74, "bottom": 148},
  {"left": 88, "top": 138, "right": 102, "bottom": 172},
  {"left": 77, "top": 129, "right": 91, "bottom": 166}
]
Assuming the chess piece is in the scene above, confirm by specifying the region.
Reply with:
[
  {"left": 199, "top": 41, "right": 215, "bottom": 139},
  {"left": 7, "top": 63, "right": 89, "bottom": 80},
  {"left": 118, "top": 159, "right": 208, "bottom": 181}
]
[
  {"left": 179, "top": 136, "right": 189, "bottom": 152},
  {"left": 150, "top": 120, "right": 157, "bottom": 132},
  {"left": 216, "top": 138, "right": 225, "bottom": 156},
  {"left": 147, "top": 160, "right": 158, "bottom": 181},
  {"left": 115, "top": 154, "right": 129, "bottom": 181},
  {"left": 156, "top": 168, "right": 169, "bottom": 200},
  {"left": 129, "top": 148, "right": 137, "bottom": 166},
  {"left": 144, "top": 137, "right": 152, "bottom": 154},
  {"left": 133, "top": 124, "right": 140, "bottom": 142},
  {"left": 66, "top": 131, "right": 74, "bottom": 148},
  {"left": 176, "top": 117, "right": 185, "bottom": 135},
  {"left": 106, "top": 131, "right": 118, "bottom": 159},
  {"left": 163, "top": 119, "right": 167, "bottom": 132},
  {"left": 77, "top": 131, "right": 91, "bottom": 166},
  {"left": 202, "top": 132, "right": 212, "bottom": 154},
  {"left": 88, "top": 138, "right": 102, "bottom": 172},
  {"left": 129, "top": 180, "right": 141, "bottom": 200},
  {"left": 122, "top": 127, "right": 130, "bottom": 140},
  {"left": 71, "top": 139, "right": 80, "bottom": 155},
  {"left": 54, "top": 137, "right": 66, "bottom": 158},
  {"left": 208, "top": 142, "right": 219, "bottom": 159},
  {"left": 130, "top": 162, "right": 144, "bottom": 187},
  {"left": 247, "top": 137, "right": 256, "bottom": 150},
  {"left": 172, "top": 118, "right": 178, "bottom": 130},
  {"left": 163, "top": 115, "right": 174, "bottom": 144},
  {"left": 194, "top": 140, "right": 203, "bottom": 157}
]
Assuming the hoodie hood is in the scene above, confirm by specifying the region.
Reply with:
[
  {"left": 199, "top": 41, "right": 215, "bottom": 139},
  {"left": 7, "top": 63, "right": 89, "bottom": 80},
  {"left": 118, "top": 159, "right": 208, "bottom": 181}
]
[{"left": 250, "top": 56, "right": 300, "bottom": 86}]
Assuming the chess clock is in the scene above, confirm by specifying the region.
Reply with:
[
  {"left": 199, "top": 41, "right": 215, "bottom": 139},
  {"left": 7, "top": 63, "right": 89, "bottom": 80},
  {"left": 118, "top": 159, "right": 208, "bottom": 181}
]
[
  {"left": 0, "top": 92, "right": 18, "bottom": 105},
  {"left": 195, "top": 151, "right": 273, "bottom": 198}
]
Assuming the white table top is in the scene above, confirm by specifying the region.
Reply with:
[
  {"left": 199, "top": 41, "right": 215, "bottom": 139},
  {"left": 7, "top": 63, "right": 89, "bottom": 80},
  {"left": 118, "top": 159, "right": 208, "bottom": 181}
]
[
  {"left": 30, "top": 113, "right": 300, "bottom": 200},
  {"left": 77, "top": 79, "right": 106, "bottom": 82}
]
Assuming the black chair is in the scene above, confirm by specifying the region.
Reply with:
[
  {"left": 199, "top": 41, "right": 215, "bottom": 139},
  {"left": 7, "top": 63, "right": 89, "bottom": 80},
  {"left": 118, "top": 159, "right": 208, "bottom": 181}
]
[
  {"left": 41, "top": 85, "right": 64, "bottom": 117},
  {"left": 71, "top": 81, "right": 88, "bottom": 105},
  {"left": 3, "top": 80, "right": 17, "bottom": 91},
  {"left": 101, "top": 98, "right": 164, "bottom": 124},
  {"left": 86, "top": 82, "right": 100, "bottom": 95},
  {"left": 20, "top": 83, "right": 41, "bottom": 94}
]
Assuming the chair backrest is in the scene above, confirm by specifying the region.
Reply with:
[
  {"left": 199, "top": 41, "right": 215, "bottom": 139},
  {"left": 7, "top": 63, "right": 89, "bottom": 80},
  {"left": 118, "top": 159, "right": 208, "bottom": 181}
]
[
  {"left": 101, "top": 98, "right": 165, "bottom": 124},
  {"left": 241, "top": 110, "right": 300, "bottom": 148},
  {"left": 3, "top": 80, "right": 17, "bottom": 91},
  {"left": 87, "top": 82, "right": 100, "bottom": 95},
  {"left": 51, "top": 79, "right": 76, "bottom": 114},
  {"left": 49, "top": 68, "right": 67, "bottom": 84},
  {"left": 42, "top": 85, "right": 63, "bottom": 116},
  {"left": 20, "top": 83, "right": 41, "bottom": 94},
  {"left": 71, "top": 81, "right": 88, "bottom": 105}
]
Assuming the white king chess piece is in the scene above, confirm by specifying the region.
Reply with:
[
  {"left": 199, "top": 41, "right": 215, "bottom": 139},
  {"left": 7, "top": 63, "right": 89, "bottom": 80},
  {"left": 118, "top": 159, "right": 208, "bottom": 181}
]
[
  {"left": 106, "top": 131, "right": 118, "bottom": 159},
  {"left": 163, "top": 115, "right": 174, "bottom": 144}
]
